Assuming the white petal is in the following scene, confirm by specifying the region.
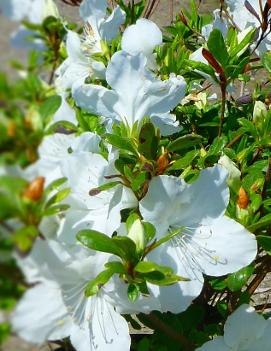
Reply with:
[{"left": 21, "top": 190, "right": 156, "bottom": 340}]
[
  {"left": 196, "top": 337, "right": 230, "bottom": 351},
  {"left": 66, "top": 30, "right": 85, "bottom": 62},
  {"left": 246, "top": 319, "right": 271, "bottom": 351},
  {"left": 61, "top": 153, "right": 109, "bottom": 210},
  {"left": 100, "top": 6, "right": 126, "bottom": 42},
  {"left": 11, "top": 283, "right": 72, "bottom": 343},
  {"left": 122, "top": 18, "right": 162, "bottom": 56},
  {"left": 147, "top": 244, "right": 203, "bottom": 313},
  {"left": 178, "top": 165, "right": 229, "bottom": 226},
  {"left": 10, "top": 26, "right": 45, "bottom": 51},
  {"left": 79, "top": 0, "right": 107, "bottom": 21},
  {"left": 150, "top": 112, "right": 181, "bottom": 136},
  {"left": 192, "top": 216, "right": 257, "bottom": 277},
  {"left": 70, "top": 297, "right": 130, "bottom": 351},
  {"left": 140, "top": 174, "right": 188, "bottom": 237},
  {"left": 73, "top": 83, "right": 119, "bottom": 120},
  {"left": 224, "top": 304, "right": 266, "bottom": 349}
]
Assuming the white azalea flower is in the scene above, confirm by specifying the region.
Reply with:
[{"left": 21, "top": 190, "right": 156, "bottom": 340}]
[
  {"left": 196, "top": 304, "right": 271, "bottom": 350},
  {"left": 139, "top": 165, "right": 257, "bottom": 312},
  {"left": 80, "top": 0, "right": 126, "bottom": 43},
  {"left": 202, "top": 9, "right": 229, "bottom": 40},
  {"left": 58, "top": 150, "right": 138, "bottom": 243},
  {"left": 28, "top": 132, "right": 101, "bottom": 186},
  {"left": 122, "top": 18, "right": 162, "bottom": 68},
  {"left": 73, "top": 51, "right": 186, "bottom": 134},
  {"left": 30, "top": 132, "right": 137, "bottom": 243},
  {"left": 12, "top": 238, "right": 131, "bottom": 351},
  {"left": 56, "top": 0, "right": 125, "bottom": 91},
  {"left": 226, "top": 0, "right": 271, "bottom": 55},
  {"left": 55, "top": 29, "right": 106, "bottom": 91}
]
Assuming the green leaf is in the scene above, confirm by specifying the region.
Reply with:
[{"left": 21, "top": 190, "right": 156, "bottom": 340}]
[
  {"left": 85, "top": 269, "right": 115, "bottom": 297},
  {"left": 248, "top": 213, "right": 271, "bottom": 232},
  {"left": 257, "top": 235, "right": 271, "bottom": 255},
  {"left": 43, "top": 204, "right": 70, "bottom": 216},
  {"left": 143, "top": 222, "right": 156, "bottom": 243},
  {"left": 138, "top": 122, "right": 159, "bottom": 159},
  {"left": 89, "top": 181, "right": 121, "bottom": 196},
  {"left": 134, "top": 261, "right": 173, "bottom": 275},
  {"left": 127, "top": 283, "right": 140, "bottom": 302},
  {"left": 106, "top": 133, "right": 138, "bottom": 155},
  {"left": 147, "top": 227, "right": 184, "bottom": 253},
  {"left": 227, "top": 266, "right": 254, "bottom": 292},
  {"left": 39, "top": 95, "right": 62, "bottom": 121},
  {"left": 131, "top": 172, "right": 147, "bottom": 192},
  {"left": 207, "top": 29, "right": 229, "bottom": 68},
  {"left": 167, "top": 134, "right": 203, "bottom": 152},
  {"left": 104, "top": 261, "right": 126, "bottom": 274},
  {"left": 77, "top": 230, "right": 124, "bottom": 258},
  {"left": 45, "top": 177, "right": 67, "bottom": 195},
  {"left": 168, "top": 150, "right": 199, "bottom": 171},
  {"left": 112, "top": 236, "right": 138, "bottom": 262},
  {"left": 13, "top": 225, "right": 39, "bottom": 254},
  {"left": 45, "top": 188, "right": 71, "bottom": 208},
  {"left": 229, "top": 28, "right": 256, "bottom": 58}
]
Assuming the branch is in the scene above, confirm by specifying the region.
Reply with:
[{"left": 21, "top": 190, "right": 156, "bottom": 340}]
[{"left": 145, "top": 313, "right": 195, "bottom": 351}]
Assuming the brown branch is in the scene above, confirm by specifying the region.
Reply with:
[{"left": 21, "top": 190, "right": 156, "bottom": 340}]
[{"left": 145, "top": 313, "right": 194, "bottom": 351}]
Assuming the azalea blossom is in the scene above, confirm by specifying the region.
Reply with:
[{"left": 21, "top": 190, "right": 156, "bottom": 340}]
[
  {"left": 56, "top": 0, "right": 125, "bottom": 91},
  {"left": 121, "top": 18, "right": 162, "bottom": 68},
  {"left": 202, "top": 9, "right": 229, "bottom": 40},
  {"left": 12, "top": 238, "right": 131, "bottom": 351},
  {"left": 196, "top": 304, "right": 271, "bottom": 350},
  {"left": 55, "top": 29, "right": 106, "bottom": 91},
  {"left": 58, "top": 148, "right": 138, "bottom": 244},
  {"left": 80, "top": 0, "right": 126, "bottom": 43},
  {"left": 30, "top": 131, "right": 137, "bottom": 243},
  {"left": 139, "top": 165, "right": 257, "bottom": 312},
  {"left": 226, "top": 0, "right": 271, "bottom": 55},
  {"left": 73, "top": 50, "right": 186, "bottom": 134}
]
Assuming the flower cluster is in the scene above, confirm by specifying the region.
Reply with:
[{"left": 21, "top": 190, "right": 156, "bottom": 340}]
[{"left": 1, "top": 0, "right": 271, "bottom": 350}]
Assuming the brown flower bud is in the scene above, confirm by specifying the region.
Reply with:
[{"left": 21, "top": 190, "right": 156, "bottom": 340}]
[
  {"left": 156, "top": 153, "right": 169, "bottom": 175},
  {"left": 23, "top": 176, "right": 45, "bottom": 202},
  {"left": 237, "top": 187, "right": 249, "bottom": 209}
]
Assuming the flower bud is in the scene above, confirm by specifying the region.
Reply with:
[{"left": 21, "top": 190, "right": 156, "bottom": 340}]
[
  {"left": 127, "top": 218, "right": 145, "bottom": 253},
  {"left": 237, "top": 187, "right": 249, "bottom": 209},
  {"left": 218, "top": 155, "right": 241, "bottom": 192},
  {"left": 23, "top": 176, "right": 45, "bottom": 202},
  {"left": 253, "top": 101, "right": 267, "bottom": 123}
]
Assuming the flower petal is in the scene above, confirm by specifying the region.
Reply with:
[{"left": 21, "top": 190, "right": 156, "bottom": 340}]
[
  {"left": 79, "top": 0, "right": 107, "bottom": 21},
  {"left": 196, "top": 337, "right": 230, "bottom": 351},
  {"left": 100, "top": 5, "right": 126, "bottom": 42},
  {"left": 224, "top": 304, "right": 266, "bottom": 348},
  {"left": 147, "top": 244, "right": 203, "bottom": 313},
  {"left": 188, "top": 216, "right": 257, "bottom": 277},
  {"left": 121, "top": 19, "right": 162, "bottom": 56},
  {"left": 11, "top": 283, "right": 72, "bottom": 343},
  {"left": 70, "top": 297, "right": 130, "bottom": 351}
]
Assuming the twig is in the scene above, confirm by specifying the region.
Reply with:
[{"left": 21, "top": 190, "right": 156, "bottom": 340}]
[
  {"left": 169, "top": 0, "right": 174, "bottom": 23},
  {"left": 218, "top": 84, "right": 226, "bottom": 137},
  {"left": 145, "top": 313, "right": 194, "bottom": 351}
]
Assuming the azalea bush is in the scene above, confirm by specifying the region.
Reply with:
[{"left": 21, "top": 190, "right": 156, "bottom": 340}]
[{"left": 1, "top": 0, "right": 271, "bottom": 350}]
